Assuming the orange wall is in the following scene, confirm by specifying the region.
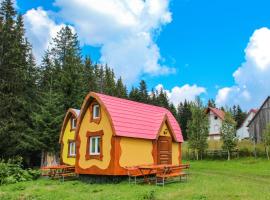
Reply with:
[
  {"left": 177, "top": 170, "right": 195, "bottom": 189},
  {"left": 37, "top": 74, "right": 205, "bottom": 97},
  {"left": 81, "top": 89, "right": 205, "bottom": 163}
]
[{"left": 77, "top": 104, "right": 113, "bottom": 170}]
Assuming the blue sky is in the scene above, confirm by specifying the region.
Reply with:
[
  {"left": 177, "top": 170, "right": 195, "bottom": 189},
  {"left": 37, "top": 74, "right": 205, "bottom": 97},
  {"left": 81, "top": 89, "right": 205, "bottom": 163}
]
[{"left": 16, "top": 0, "right": 270, "bottom": 110}]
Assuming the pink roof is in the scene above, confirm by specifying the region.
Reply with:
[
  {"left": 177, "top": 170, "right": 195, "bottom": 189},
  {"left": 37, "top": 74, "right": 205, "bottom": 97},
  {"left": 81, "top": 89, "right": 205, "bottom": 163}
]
[
  {"left": 207, "top": 107, "right": 225, "bottom": 120},
  {"left": 94, "top": 93, "right": 183, "bottom": 142}
]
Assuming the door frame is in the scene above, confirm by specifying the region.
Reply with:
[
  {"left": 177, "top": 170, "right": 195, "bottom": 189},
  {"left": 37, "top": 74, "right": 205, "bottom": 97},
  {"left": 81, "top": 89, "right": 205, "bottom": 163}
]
[{"left": 157, "top": 136, "right": 172, "bottom": 164}]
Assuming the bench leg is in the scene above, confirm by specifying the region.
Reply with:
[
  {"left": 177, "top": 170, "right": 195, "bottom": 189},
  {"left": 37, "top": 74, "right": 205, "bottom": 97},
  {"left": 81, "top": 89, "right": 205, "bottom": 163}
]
[{"left": 162, "top": 177, "right": 165, "bottom": 187}]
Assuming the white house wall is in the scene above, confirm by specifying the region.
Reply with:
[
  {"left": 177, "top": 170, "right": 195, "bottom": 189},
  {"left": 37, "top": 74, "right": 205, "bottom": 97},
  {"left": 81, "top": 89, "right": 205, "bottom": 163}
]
[
  {"left": 208, "top": 111, "right": 222, "bottom": 140},
  {"left": 237, "top": 112, "right": 255, "bottom": 140}
]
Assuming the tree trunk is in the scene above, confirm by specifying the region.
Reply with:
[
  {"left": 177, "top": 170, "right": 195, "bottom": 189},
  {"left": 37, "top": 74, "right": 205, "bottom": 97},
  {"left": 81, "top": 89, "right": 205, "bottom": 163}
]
[
  {"left": 266, "top": 146, "right": 270, "bottom": 160},
  {"left": 196, "top": 150, "right": 199, "bottom": 160},
  {"left": 227, "top": 150, "right": 230, "bottom": 161}
]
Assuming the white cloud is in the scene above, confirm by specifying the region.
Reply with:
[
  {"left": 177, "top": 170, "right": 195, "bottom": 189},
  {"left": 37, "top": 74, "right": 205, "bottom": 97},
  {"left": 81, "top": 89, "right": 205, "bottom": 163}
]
[
  {"left": 155, "top": 84, "right": 206, "bottom": 106},
  {"left": 23, "top": 7, "right": 67, "bottom": 64},
  {"left": 216, "top": 27, "right": 270, "bottom": 110},
  {"left": 53, "top": 0, "right": 174, "bottom": 83}
]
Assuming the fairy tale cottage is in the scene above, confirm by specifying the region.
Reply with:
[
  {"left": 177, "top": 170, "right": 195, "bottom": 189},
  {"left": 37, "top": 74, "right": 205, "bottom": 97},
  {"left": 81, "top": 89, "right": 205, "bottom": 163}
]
[
  {"left": 59, "top": 108, "right": 80, "bottom": 166},
  {"left": 74, "top": 92, "right": 184, "bottom": 176}
]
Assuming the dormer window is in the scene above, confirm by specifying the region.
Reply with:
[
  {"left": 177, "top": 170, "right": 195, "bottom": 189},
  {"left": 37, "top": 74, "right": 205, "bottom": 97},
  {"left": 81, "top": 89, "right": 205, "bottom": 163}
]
[
  {"left": 71, "top": 117, "right": 77, "bottom": 129},
  {"left": 93, "top": 104, "right": 100, "bottom": 119}
]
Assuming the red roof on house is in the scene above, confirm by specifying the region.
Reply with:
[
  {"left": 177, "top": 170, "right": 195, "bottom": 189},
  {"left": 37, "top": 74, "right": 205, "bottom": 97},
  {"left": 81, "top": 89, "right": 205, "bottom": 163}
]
[
  {"left": 88, "top": 92, "right": 183, "bottom": 142},
  {"left": 249, "top": 109, "right": 258, "bottom": 114},
  {"left": 207, "top": 107, "right": 225, "bottom": 120}
]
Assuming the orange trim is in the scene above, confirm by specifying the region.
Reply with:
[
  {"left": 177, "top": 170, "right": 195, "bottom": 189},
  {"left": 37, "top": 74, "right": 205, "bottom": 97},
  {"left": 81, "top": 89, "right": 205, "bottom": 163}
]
[
  {"left": 59, "top": 108, "right": 79, "bottom": 143},
  {"left": 67, "top": 139, "right": 76, "bottom": 158},
  {"left": 156, "top": 115, "right": 177, "bottom": 142},
  {"left": 152, "top": 140, "right": 158, "bottom": 165},
  {"left": 85, "top": 131, "right": 104, "bottom": 161},
  {"left": 75, "top": 135, "right": 126, "bottom": 175},
  {"left": 89, "top": 101, "right": 101, "bottom": 124},
  {"left": 70, "top": 117, "right": 77, "bottom": 131},
  {"left": 178, "top": 143, "right": 182, "bottom": 164}
]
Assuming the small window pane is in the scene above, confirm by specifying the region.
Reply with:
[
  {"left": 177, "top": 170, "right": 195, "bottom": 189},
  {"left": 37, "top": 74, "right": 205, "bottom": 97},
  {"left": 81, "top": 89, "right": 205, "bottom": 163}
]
[
  {"left": 71, "top": 118, "right": 76, "bottom": 129},
  {"left": 69, "top": 142, "right": 76, "bottom": 156},
  {"left": 91, "top": 138, "right": 96, "bottom": 154},
  {"left": 93, "top": 105, "right": 100, "bottom": 119},
  {"left": 97, "top": 137, "right": 100, "bottom": 153}
]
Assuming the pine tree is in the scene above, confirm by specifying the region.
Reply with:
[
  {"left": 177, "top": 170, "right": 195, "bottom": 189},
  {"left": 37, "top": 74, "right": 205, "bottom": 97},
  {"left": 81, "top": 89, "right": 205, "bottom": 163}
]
[
  {"left": 82, "top": 56, "right": 97, "bottom": 93},
  {"left": 104, "top": 65, "right": 116, "bottom": 96},
  {"left": 156, "top": 88, "right": 170, "bottom": 109},
  {"left": 235, "top": 105, "right": 247, "bottom": 129},
  {"left": 207, "top": 99, "right": 216, "bottom": 108},
  {"left": 0, "top": 0, "right": 40, "bottom": 164},
  {"left": 138, "top": 80, "right": 148, "bottom": 103},
  {"left": 115, "top": 77, "right": 127, "bottom": 98},
  {"left": 50, "top": 26, "right": 84, "bottom": 110},
  {"left": 177, "top": 100, "right": 192, "bottom": 140},
  {"left": 129, "top": 86, "right": 141, "bottom": 102}
]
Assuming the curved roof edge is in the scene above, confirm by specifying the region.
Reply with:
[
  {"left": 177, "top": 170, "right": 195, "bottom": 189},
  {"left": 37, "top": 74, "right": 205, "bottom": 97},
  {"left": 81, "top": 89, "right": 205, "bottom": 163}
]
[{"left": 59, "top": 108, "right": 80, "bottom": 143}]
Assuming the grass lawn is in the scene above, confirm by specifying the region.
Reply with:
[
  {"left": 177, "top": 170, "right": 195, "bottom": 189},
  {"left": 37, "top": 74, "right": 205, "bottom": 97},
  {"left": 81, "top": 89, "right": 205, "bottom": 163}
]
[{"left": 1, "top": 158, "right": 270, "bottom": 200}]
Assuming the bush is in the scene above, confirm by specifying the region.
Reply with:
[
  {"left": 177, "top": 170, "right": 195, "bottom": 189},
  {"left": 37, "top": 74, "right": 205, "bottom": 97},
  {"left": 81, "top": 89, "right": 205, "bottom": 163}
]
[{"left": 0, "top": 157, "right": 41, "bottom": 185}]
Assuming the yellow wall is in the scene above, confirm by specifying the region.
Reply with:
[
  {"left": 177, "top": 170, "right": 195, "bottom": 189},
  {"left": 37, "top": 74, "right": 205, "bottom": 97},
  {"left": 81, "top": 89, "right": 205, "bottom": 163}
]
[
  {"left": 61, "top": 120, "right": 76, "bottom": 166},
  {"left": 172, "top": 143, "right": 180, "bottom": 165},
  {"left": 78, "top": 105, "right": 113, "bottom": 169},
  {"left": 119, "top": 137, "right": 153, "bottom": 167}
]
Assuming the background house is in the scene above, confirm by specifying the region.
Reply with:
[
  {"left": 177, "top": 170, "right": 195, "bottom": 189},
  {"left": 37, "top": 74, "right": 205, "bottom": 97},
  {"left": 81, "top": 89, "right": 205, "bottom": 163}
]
[
  {"left": 248, "top": 96, "right": 270, "bottom": 143},
  {"left": 236, "top": 109, "right": 257, "bottom": 140},
  {"left": 206, "top": 107, "right": 225, "bottom": 140}
]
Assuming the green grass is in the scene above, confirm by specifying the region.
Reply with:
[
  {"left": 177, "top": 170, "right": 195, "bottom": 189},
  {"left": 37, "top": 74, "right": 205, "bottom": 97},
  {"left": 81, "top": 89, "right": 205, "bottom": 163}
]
[{"left": 1, "top": 158, "right": 270, "bottom": 200}]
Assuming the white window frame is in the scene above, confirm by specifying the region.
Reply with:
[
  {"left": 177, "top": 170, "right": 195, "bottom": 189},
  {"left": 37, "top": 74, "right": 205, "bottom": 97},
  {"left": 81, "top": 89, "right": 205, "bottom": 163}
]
[
  {"left": 69, "top": 141, "right": 76, "bottom": 156},
  {"left": 93, "top": 104, "right": 100, "bottom": 119},
  {"left": 89, "top": 136, "right": 101, "bottom": 155},
  {"left": 71, "top": 118, "right": 76, "bottom": 129}
]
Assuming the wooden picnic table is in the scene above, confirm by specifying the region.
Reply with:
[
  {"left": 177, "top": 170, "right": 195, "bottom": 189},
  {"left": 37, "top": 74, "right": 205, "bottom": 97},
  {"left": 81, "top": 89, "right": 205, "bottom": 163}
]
[
  {"left": 40, "top": 165, "right": 75, "bottom": 178},
  {"left": 137, "top": 163, "right": 189, "bottom": 183}
]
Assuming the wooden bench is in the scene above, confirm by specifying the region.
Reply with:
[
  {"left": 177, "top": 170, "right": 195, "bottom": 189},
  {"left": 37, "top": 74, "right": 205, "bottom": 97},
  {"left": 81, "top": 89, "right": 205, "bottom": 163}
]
[
  {"left": 156, "top": 164, "right": 190, "bottom": 186},
  {"left": 125, "top": 166, "right": 142, "bottom": 184}
]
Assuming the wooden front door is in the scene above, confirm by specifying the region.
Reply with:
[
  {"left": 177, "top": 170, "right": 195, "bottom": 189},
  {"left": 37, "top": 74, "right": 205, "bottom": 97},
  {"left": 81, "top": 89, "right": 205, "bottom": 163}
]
[{"left": 157, "top": 136, "right": 172, "bottom": 164}]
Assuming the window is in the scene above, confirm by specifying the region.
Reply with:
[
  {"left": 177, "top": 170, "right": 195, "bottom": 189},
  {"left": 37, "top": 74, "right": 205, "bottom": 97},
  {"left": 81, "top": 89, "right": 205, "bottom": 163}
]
[
  {"left": 93, "top": 104, "right": 100, "bottom": 119},
  {"left": 85, "top": 131, "right": 103, "bottom": 160},
  {"left": 68, "top": 141, "right": 76, "bottom": 157},
  {"left": 89, "top": 136, "right": 101, "bottom": 155},
  {"left": 214, "top": 115, "right": 218, "bottom": 120},
  {"left": 71, "top": 118, "right": 77, "bottom": 129}
]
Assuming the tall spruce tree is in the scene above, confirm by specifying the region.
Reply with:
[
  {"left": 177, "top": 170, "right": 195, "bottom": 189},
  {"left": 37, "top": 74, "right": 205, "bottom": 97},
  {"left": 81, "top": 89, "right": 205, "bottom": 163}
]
[
  {"left": 115, "top": 77, "right": 127, "bottom": 98},
  {"left": 177, "top": 100, "right": 192, "bottom": 140},
  {"left": 0, "top": 0, "right": 40, "bottom": 165},
  {"left": 138, "top": 80, "right": 148, "bottom": 103},
  {"left": 104, "top": 65, "right": 116, "bottom": 96},
  {"left": 82, "top": 56, "right": 97, "bottom": 93}
]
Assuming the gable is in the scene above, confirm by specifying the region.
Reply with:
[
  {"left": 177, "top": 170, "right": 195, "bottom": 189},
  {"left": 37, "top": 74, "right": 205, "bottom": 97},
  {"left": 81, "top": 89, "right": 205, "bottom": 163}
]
[
  {"left": 59, "top": 108, "right": 80, "bottom": 143},
  {"left": 248, "top": 96, "right": 270, "bottom": 127}
]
